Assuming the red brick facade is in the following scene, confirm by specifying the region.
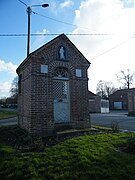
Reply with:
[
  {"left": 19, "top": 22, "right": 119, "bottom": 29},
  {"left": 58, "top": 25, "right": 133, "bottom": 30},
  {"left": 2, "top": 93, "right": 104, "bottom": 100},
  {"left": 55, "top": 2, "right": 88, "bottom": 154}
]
[
  {"left": 109, "top": 88, "right": 135, "bottom": 110},
  {"left": 128, "top": 89, "right": 135, "bottom": 115},
  {"left": 89, "top": 91, "right": 101, "bottom": 113},
  {"left": 109, "top": 89, "right": 129, "bottom": 110},
  {"left": 16, "top": 34, "right": 91, "bottom": 135}
]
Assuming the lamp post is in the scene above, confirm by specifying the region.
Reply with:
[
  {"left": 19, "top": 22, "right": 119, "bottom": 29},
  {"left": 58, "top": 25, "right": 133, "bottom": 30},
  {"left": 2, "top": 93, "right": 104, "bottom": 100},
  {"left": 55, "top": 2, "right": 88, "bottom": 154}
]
[{"left": 26, "top": 4, "right": 49, "bottom": 57}]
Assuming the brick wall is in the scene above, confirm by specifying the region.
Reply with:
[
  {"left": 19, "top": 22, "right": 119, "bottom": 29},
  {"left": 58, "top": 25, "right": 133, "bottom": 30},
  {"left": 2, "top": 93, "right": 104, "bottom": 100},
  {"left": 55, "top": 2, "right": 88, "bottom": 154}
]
[
  {"left": 109, "top": 88, "right": 135, "bottom": 111},
  {"left": 109, "top": 89, "right": 129, "bottom": 110},
  {"left": 128, "top": 89, "right": 135, "bottom": 114},
  {"left": 89, "top": 97, "right": 101, "bottom": 113},
  {"left": 88, "top": 91, "right": 101, "bottom": 113}
]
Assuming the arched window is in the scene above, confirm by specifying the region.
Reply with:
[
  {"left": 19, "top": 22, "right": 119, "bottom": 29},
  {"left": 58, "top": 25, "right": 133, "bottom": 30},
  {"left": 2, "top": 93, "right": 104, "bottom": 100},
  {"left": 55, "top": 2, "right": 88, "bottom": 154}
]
[{"left": 54, "top": 67, "right": 69, "bottom": 79}]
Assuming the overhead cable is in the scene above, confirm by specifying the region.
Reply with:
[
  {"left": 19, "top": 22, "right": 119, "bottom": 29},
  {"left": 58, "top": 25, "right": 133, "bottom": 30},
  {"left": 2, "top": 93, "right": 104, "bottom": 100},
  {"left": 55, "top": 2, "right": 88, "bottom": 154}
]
[
  {"left": 18, "top": 0, "right": 27, "bottom": 7},
  {"left": 90, "top": 35, "right": 135, "bottom": 60},
  {"left": 32, "top": 11, "right": 93, "bottom": 31},
  {"left": 0, "top": 33, "right": 114, "bottom": 37}
]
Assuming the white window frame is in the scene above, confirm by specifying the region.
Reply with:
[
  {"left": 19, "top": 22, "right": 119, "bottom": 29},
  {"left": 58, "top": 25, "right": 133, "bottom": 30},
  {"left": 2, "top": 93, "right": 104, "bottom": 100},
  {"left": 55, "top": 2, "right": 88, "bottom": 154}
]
[
  {"left": 76, "top": 69, "right": 82, "bottom": 77},
  {"left": 41, "top": 65, "right": 48, "bottom": 73}
]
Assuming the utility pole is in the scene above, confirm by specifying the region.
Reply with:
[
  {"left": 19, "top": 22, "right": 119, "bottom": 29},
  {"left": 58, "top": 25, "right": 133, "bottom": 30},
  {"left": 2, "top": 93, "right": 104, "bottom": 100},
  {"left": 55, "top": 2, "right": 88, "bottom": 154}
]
[
  {"left": 27, "top": 6, "right": 31, "bottom": 57},
  {"left": 18, "top": 1, "right": 49, "bottom": 56},
  {"left": 26, "top": 4, "right": 49, "bottom": 57}
]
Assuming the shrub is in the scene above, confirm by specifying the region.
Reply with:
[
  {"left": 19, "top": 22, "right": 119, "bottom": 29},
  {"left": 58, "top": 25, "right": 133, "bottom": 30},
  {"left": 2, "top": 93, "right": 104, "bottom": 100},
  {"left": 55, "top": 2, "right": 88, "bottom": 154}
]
[
  {"left": 126, "top": 133, "right": 135, "bottom": 153},
  {"left": 111, "top": 120, "right": 119, "bottom": 132},
  {"left": 128, "top": 112, "right": 135, "bottom": 117}
]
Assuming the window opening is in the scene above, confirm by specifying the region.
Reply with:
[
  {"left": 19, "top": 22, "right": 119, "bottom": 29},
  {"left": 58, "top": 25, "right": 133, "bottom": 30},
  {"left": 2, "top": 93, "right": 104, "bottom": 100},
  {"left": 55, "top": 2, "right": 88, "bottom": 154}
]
[{"left": 54, "top": 67, "right": 69, "bottom": 78}]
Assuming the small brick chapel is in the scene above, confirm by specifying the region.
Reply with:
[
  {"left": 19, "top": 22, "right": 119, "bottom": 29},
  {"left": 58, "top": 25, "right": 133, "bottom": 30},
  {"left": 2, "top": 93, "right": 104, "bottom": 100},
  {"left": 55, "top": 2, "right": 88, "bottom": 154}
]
[{"left": 16, "top": 34, "right": 91, "bottom": 135}]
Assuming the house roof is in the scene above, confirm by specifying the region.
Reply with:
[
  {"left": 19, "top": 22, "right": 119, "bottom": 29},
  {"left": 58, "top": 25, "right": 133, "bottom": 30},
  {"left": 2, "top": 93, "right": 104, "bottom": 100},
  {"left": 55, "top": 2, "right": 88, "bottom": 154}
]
[
  {"left": 109, "top": 88, "right": 135, "bottom": 98},
  {"left": 16, "top": 33, "right": 91, "bottom": 73},
  {"left": 88, "top": 91, "right": 100, "bottom": 99}
]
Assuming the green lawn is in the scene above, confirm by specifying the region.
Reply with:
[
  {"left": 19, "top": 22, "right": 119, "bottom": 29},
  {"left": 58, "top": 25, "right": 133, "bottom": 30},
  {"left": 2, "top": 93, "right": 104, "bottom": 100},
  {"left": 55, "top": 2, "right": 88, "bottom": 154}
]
[
  {"left": 0, "top": 110, "right": 17, "bottom": 120},
  {"left": 0, "top": 126, "right": 135, "bottom": 179}
]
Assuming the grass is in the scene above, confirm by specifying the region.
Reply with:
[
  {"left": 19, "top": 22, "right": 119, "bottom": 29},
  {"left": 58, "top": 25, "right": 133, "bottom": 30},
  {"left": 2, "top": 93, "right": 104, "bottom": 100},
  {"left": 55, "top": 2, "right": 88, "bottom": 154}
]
[
  {"left": 0, "top": 110, "right": 17, "bottom": 120},
  {"left": 0, "top": 126, "right": 135, "bottom": 179},
  {"left": 128, "top": 112, "right": 135, "bottom": 117},
  {"left": 92, "top": 124, "right": 112, "bottom": 132}
]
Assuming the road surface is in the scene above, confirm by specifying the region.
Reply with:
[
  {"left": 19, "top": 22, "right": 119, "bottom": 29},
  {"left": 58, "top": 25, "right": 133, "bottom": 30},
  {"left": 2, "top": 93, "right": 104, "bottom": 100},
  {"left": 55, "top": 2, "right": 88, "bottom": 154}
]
[
  {"left": 0, "top": 108, "right": 17, "bottom": 112},
  {"left": 0, "top": 117, "right": 17, "bottom": 126},
  {"left": 91, "top": 111, "right": 135, "bottom": 131},
  {"left": 0, "top": 110, "right": 135, "bottom": 132}
]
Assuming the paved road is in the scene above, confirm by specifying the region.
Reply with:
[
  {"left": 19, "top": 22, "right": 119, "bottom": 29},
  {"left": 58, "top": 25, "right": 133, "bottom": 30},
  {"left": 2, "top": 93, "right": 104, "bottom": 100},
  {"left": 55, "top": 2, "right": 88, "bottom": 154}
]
[
  {"left": 0, "top": 108, "right": 17, "bottom": 112},
  {"left": 0, "top": 117, "right": 17, "bottom": 126},
  {"left": 0, "top": 110, "right": 135, "bottom": 131},
  {"left": 91, "top": 111, "right": 135, "bottom": 131},
  {"left": 0, "top": 108, "right": 17, "bottom": 126}
]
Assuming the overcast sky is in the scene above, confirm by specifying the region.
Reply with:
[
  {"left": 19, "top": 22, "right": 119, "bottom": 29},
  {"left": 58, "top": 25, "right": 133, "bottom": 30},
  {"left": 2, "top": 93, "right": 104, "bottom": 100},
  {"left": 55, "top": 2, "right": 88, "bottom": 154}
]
[{"left": 0, "top": 0, "right": 135, "bottom": 98}]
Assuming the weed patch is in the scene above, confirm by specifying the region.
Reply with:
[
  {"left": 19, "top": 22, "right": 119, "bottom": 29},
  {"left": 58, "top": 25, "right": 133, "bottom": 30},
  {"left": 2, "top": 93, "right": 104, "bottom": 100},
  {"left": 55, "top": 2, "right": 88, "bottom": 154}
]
[{"left": 0, "top": 110, "right": 17, "bottom": 120}]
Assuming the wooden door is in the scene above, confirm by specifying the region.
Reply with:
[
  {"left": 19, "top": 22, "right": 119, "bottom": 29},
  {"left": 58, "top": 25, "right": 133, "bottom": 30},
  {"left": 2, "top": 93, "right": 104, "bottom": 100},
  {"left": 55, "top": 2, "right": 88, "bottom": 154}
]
[{"left": 53, "top": 80, "right": 70, "bottom": 123}]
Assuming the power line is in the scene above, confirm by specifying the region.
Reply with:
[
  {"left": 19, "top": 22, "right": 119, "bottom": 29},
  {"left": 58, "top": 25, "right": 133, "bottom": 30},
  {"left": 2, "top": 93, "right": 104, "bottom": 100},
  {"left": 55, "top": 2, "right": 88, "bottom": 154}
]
[
  {"left": 0, "top": 33, "right": 115, "bottom": 37},
  {"left": 0, "top": 33, "right": 135, "bottom": 37},
  {"left": 18, "top": 1, "right": 135, "bottom": 37},
  {"left": 32, "top": 11, "right": 135, "bottom": 36},
  {"left": 18, "top": 0, "right": 27, "bottom": 7},
  {"left": 18, "top": 0, "right": 95, "bottom": 32},
  {"left": 32, "top": 11, "right": 94, "bottom": 31},
  {"left": 1, "top": 33, "right": 135, "bottom": 61},
  {"left": 90, "top": 35, "right": 135, "bottom": 61}
]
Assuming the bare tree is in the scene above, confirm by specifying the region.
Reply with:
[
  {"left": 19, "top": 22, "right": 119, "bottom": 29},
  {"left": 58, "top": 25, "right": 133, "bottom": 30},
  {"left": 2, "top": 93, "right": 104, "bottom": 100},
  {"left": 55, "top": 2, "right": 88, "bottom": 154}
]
[
  {"left": 117, "top": 69, "right": 135, "bottom": 89},
  {"left": 96, "top": 80, "right": 117, "bottom": 99},
  {"left": 9, "top": 76, "right": 18, "bottom": 98}
]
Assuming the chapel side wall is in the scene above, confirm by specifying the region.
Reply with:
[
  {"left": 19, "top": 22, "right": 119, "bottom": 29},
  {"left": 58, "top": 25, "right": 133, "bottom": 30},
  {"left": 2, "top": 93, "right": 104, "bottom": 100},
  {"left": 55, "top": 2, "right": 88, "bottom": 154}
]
[
  {"left": 70, "top": 77, "right": 90, "bottom": 128},
  {"left": 18, "top": 62, "right": 32, "bottom": 132},
  {"left": 67, "top": 41, "right": 90, "bottom": 128}
]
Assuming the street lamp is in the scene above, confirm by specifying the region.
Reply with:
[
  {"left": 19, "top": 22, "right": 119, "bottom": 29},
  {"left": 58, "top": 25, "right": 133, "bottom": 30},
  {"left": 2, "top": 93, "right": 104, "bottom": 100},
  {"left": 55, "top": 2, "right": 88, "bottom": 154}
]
[{"left": 27, "top": 4, "right": 49, "bottom": 57}]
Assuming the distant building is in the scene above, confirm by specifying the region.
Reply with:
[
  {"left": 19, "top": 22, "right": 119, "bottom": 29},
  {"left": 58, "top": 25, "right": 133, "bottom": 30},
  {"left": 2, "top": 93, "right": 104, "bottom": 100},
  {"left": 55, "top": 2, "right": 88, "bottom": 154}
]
[
  {"left": 16, "top": 34, "right": 91, "bottom": 135},
  {"left": 89, "top": 91, "right": 109, "bottom": 113},
  {"left": 0, "top": 100, "right": 5, "bottom": 107},
  {"left": 128, "top": 89, "right": 135, "bottom": 115},
  {"left": 109, "top": 88, "right": 135, "bottom": 110},
  {"left": 6, "top": 98, "right": 17, "bottom": 108},
  {"left": 89, "top": 91, "right": 101, "bottom": 113}
]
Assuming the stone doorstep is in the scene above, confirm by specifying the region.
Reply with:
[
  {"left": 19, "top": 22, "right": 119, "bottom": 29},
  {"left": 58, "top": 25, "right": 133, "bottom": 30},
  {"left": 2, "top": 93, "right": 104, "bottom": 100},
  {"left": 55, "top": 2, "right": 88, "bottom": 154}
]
[{"left": 56, "top": 127, "right": 99, "bottom": 137}]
